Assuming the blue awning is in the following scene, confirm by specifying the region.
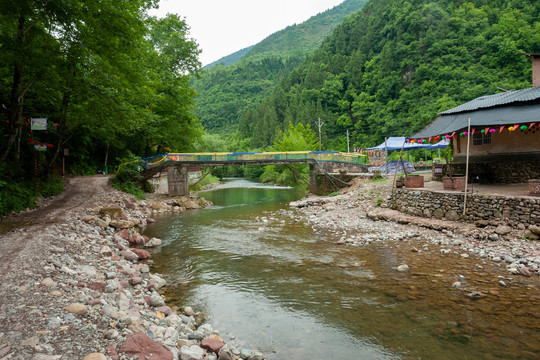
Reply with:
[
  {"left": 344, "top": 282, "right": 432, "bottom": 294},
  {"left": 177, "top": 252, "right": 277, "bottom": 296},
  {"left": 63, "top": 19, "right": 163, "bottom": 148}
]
[{"left": 366, "top": 137, "right": 432, "bottom": 151}]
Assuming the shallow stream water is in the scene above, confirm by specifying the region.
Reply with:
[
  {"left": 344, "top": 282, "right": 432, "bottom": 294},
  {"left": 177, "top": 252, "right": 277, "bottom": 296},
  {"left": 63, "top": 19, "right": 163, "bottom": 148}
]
[{"left": 144, "top": 179, "right": 540, "bottom": 360}]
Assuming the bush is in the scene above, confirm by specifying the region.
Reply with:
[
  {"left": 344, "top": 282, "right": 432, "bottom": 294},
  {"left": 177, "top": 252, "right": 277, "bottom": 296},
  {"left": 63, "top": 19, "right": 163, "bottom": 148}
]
[
  {"left": 190, "top": 173, "right": 220, "bottom": 191},
  {"left": 113, "top": 154, "right": 146, "bottom": 200},
  {"left": 39, "top": 176, "right": 64, "bottom": 198},
  {"left": 0, "top": 171, "right": 64, "bottom": 216}
]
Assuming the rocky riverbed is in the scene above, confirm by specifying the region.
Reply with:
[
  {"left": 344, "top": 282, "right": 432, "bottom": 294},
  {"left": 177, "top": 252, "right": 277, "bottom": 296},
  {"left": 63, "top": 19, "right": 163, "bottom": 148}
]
[
  {"left": 289, "top": 178, "right": 540, "bottom": 277},
  {"left": 0, "top": 177, "right": 264, "bottom": 360},
  {"left": 1, "top": 176, "right": 539, "bottom": 360}
]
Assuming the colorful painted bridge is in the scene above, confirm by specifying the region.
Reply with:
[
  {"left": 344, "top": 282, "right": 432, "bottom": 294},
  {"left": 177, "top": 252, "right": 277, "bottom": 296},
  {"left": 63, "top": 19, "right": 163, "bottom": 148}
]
[{"left": 138, "top": 151, "right": 367, "bottom": 196}]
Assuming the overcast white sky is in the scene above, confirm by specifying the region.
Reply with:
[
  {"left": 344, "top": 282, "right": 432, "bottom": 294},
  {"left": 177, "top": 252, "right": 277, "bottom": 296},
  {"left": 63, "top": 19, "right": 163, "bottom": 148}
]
[{"left": 150, "top": 0, "right": 345, "bottom": 66}]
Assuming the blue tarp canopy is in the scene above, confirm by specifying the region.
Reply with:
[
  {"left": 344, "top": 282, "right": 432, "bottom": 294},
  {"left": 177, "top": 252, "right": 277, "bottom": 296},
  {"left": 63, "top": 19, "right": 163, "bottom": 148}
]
[
  {"left": 366, "top": 137, "right": 449, "bottom": 151},
  {"left": 366, "top": 137, "right": 431, "bottom": 151},
  {"left": 430, "top": 139, "right": 450, "bottom": 149}
]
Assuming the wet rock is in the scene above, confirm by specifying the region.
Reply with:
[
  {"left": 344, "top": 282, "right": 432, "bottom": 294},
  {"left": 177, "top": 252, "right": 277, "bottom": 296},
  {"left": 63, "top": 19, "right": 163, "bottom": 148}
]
[
  {"left": 131, "top": 248, "right": 151, "bottom": 260},
  {"left": 520, "top": 267, "right": 532, "bottom": 277},
  {"left": 118, "top": 332, "right": 173, "bottom": 360},
  {"left": 184, "top": 306, "right": 195, "bottom": 316},
  {"left": 397, "top": 264, "right": 409, "bottom": 272},
  {"left": 465, "top": 292, "right": 483, "bottom": 299},
  {"left": 128, "top": 233, "right": 145, "bottom": 245},
  {"left": 145, "top": 237, "right": 162, "bottom": 247}
]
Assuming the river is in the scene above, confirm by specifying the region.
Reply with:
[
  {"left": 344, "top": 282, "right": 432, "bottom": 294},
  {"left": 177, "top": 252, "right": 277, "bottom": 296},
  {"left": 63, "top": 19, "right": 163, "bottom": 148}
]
[{"left": 144, "top": 179, "right": 540, "bottom": 360}]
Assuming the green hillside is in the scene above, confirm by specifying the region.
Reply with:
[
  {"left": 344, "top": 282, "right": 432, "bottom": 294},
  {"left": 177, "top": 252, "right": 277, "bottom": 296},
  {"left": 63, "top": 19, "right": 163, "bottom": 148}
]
[
  {"left": 191, "top": 0, "right": 368, "bottom": 133},
  {"left": 240, "top": 0, "right": 540, "bottom": 149},
  {"left": 203, "top": 46, "right": 254, "bottom": 70}
]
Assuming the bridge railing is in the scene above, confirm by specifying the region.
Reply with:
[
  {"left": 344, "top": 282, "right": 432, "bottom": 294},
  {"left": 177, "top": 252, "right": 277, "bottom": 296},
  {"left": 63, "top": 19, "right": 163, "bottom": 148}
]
[{"left": 139, "top": 151, "right": 366, "bottom": 169}]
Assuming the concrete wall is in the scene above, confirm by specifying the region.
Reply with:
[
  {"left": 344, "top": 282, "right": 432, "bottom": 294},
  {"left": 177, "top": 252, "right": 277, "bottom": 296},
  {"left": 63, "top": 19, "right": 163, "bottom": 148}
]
[
  {"left": 149, "top": 170, "right": 203, "bottom": 195},
  {"left": 390, "top": 188, "right": 540, "bottom": 228}
]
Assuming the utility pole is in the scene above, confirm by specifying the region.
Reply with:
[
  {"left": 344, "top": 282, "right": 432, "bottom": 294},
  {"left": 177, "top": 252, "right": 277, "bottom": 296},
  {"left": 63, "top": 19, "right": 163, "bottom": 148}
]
[
  {"left": 316, "top": 117, "right": 324, "bottom": 151},
  {"left": 346, "top": 130, "right": 350, "bottom": 154}
]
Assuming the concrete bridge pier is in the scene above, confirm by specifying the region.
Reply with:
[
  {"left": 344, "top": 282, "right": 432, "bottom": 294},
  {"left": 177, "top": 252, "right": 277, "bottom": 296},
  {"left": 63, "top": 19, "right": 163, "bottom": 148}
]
[
  {"left": 309, "top": 164, "right": 322, "bottom": 195},
  {"left": 167, "top": 165, "right": 189, "bottom": 196}
]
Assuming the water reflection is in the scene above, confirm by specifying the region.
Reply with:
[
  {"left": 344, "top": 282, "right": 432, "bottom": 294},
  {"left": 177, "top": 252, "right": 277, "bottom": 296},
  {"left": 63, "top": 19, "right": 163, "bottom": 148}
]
[{"left": 145, "top": 179, "right": 540, "bottom": 360}]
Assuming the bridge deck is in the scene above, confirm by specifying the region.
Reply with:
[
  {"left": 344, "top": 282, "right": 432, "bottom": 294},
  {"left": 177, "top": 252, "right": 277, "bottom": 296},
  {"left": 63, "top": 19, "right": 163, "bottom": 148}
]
[{"left": 141, "top": 151, "right": 367, "bottom": 169}]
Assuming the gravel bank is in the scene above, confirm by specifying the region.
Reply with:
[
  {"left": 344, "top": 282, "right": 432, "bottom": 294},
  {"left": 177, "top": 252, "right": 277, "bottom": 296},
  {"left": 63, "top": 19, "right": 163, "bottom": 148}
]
[
  {"left": 0, "top": 177, "right": 264, "bottom": 360},
  {"left": 290, "top": 178, "right": 540, "bottom": 277}
]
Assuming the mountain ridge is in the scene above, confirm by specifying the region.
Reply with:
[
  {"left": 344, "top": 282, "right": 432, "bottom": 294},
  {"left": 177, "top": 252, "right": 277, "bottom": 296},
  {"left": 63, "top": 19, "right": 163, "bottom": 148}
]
[{"left": 191, "top": 0, "right": 368, "bottom": 133}]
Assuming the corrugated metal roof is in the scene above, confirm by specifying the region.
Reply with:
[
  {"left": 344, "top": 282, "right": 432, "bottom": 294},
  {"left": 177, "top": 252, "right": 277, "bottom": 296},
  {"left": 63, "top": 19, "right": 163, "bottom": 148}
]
[
  {"left": 440, "top": 86, "right": 540, "bottom": 115},
  {"left": 411, "top": 103, "right": 540, "bottom": 139}
]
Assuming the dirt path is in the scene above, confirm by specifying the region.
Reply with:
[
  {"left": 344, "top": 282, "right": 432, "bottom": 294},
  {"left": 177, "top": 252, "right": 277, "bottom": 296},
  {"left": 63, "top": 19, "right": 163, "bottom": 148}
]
[{"left": 0, "top": 175, "right": 113, "bottom": 275}]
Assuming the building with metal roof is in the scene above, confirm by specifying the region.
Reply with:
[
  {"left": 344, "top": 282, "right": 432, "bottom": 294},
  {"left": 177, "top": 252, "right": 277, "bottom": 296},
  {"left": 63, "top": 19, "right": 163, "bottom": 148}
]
[{"left": 409, "top": 86, "right": 540, "bottom": 184}]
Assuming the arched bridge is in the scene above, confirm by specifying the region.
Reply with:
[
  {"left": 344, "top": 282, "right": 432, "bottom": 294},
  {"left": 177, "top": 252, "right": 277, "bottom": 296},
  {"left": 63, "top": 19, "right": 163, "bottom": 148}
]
[{"left": 136, "top": 151, "right": 368, "bottom": 196}]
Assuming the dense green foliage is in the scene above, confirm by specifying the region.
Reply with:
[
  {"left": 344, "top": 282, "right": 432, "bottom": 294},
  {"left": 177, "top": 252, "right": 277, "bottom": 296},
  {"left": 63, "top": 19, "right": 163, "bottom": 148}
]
[
  {"left": 113, "top": 155, "right": 146, "bottom": 200},
  {"left": 0, "top": 164, "right": 63, "bottom": 216},
  {"left": 0, "top": 1, "right": 202, "bottom": 168},
  {"left": 191, "top": 0, "right": 367, "bottom": 134},
  {"left": 237, "top": 0, "right": 540, "bottom": 150},
  {"left": 260, "top": 123, "right": 318, "bottom": 187},
  {"left": 0, "top": 0, "right": 202, "bottom": 212}
]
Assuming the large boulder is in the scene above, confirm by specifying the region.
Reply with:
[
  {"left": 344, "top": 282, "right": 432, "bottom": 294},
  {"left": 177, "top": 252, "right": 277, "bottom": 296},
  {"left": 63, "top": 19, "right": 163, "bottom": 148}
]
[
  {"left": 99, "top": 206, "right": 123, "bottom": 219},
  {"left": 118, "top": 332, "right": 173, "bottom": 360},
  {"left": 109, "top": 220, "right": 134, "bottom": 229}
]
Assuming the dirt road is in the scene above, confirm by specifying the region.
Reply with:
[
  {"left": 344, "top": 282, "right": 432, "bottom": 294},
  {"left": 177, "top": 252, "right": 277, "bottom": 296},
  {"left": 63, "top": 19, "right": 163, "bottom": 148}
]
[{"left": 0, "top": 175, "right": 113, "bottom": 278}]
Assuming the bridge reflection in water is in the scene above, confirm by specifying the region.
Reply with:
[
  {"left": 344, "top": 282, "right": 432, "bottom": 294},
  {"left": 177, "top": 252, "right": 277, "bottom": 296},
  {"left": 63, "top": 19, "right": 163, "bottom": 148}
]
[{"left": 137, "top": 151, "right": 368, "bottom": 196}]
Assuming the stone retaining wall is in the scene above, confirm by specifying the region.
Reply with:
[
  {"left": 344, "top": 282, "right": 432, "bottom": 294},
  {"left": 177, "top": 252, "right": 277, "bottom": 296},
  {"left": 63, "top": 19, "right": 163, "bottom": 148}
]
[
  {"left": 390, "top": 188, "right": 540, "bottom": 227},
  {"left": 451, "top": 159, "right": 540, "bottom": 183}
]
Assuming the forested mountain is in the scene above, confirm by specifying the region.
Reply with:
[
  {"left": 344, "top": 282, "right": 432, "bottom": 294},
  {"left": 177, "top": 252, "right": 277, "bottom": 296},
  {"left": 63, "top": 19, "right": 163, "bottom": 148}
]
[
  {"left": 240, "top": 0, "right": 540, "bottom": 150},
  {"left": 203, "top": 46, "right": 254, "bottom": 70},
  {"left": 191, "top": 0, "right": 368, "bottom": 133}
]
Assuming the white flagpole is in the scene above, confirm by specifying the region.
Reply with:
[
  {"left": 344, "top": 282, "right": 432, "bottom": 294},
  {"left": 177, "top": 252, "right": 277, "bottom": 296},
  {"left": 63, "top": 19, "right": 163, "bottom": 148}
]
[{"left": 463, "top": 117, "right": 471, "bottom": 216}]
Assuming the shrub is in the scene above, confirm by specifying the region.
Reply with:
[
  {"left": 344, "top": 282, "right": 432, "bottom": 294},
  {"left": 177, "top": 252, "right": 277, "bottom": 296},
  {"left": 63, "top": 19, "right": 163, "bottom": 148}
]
[{"left": 113, "top": 154, "right": 146, "bottom": 200}]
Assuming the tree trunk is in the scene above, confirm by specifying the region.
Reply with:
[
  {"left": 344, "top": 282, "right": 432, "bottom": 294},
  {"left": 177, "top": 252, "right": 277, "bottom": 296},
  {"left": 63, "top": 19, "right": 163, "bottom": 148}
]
[{"left": 1, "top": 15, "right": 32, "bottom": 163}]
